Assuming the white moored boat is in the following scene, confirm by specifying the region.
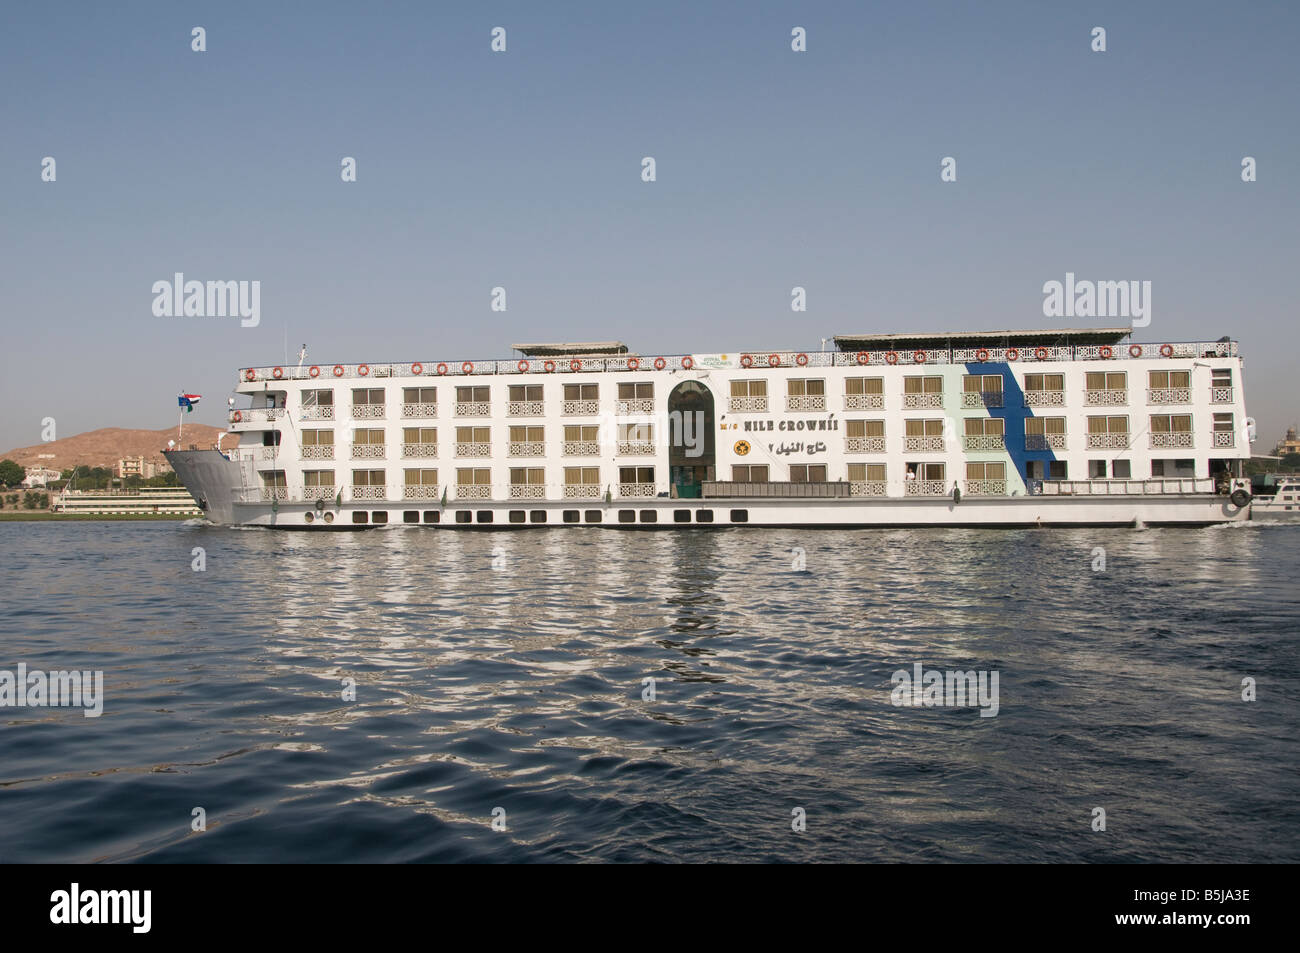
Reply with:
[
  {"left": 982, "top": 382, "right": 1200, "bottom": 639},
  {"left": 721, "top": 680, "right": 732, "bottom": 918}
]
[{"left": 164, "top": 328, "right": 1256, "bottom": 529}]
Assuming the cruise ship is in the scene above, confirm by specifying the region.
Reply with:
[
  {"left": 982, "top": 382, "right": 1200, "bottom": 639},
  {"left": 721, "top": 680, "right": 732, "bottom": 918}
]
[{"left": 164, "top": 328, "right": 1255, "bottom": 529}]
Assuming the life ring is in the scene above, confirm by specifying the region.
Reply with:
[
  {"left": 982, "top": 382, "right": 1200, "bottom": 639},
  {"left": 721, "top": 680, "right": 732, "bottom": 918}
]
[
  {"left": 681, "top": 356, "right": 694, "bottom": 369},
  {"left": 975, "top": 348, "right": 989, "bottom": 362},
  {"left": 462, "top": 361, "right": 474, "bottom": 374},
  {"left": 654, "top": 357, "right": 666, "bottom": 371},
  {"left": 741, "top": 354, "right": 754, "bottom": 369},
  {"left": 795, "top": 352, "right": 808, "bottom": 366},
  {"left": 412, "top": 362, "right": 423, "bottom": 375},
  {"left": 358, "top": 364, "right": 370, "bottom": 377},
  {"left": 517, "top": 359, "right": 529, "bottom": 373},
  {"left": 309, "top": 365, "right": 320, "bottom": 378},
  {"left": 272, "top": 366, "right": 284, "bottom": 379},
  {"left": 332, "top": 365, "right": 344, "bottom": 377},
  {"left": 436, "top": 362, "right": 448, "bottom": 375},
  {"left": 1006, "top": 348, "right": 1019, "bottom": 361},
  {"left": 886, "top": 351, "right": 899, "bottom": 365},
  {"left": 767, "top": 353, "right": 780, "bottom": 368},
  {"left": 570, "top": 358, "right": 583, "bottom": 372},
  {"left": 627, "top": 357, "right": 640, "bottom": 371},
  {"left": 544, "top": 360, "right": 556, "bottom": 373},
  {"left": 913, "top": 350, "right": 926, "bottom": 364},
  {"left": 1129, "top": 344, "right": 1143, "bottom": 358},
  {"left": 1099, "top": 345, "right": 1112, "bottom": 359},
  {"left": 1160, "top": 344, "right": 1174, "bottom": 358},
  {"left": 1035, "top": 347, "right": 1048, "bottom": 361},
  {"left": 856, "top": 351, "right": 869, "bottom": 366},
  {"left": 244, "top": 369, "right": 256, "bottom": 381},
  {"left": 1230, "top": 488, "right": 1252, "bottom": 508},
  {"left": 232, "top": 410, "right": 242, "bottom": 423}
]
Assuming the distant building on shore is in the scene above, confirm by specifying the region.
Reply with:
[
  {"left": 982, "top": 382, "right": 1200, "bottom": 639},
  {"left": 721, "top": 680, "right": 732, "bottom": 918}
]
[
  {"left": 52, "top": 486, "right": 201, "bottom": 516},
  {"left": 1274, "top": 427, "right": 1300, "bottom": 457},
  {"left": 21, "top": 467, "right": 62, "bottom": 488},
  {"left": 116, "top": 455, "right": 172, "bottom": 479}
]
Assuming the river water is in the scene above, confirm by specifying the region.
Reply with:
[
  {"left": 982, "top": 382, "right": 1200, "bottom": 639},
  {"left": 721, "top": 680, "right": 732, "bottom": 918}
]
[{"left": 1, "top": 520, "right": 1296, "bottom": 862}]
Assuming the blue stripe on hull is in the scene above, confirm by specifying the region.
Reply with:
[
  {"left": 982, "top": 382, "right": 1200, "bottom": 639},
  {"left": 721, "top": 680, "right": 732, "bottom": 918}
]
[{"left": 964, "top": 363, "right": 1056, "bottom": 483}]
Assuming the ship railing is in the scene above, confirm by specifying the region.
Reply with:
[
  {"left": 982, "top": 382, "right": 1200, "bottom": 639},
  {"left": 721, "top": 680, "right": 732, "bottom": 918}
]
[
  {"left": 904, "top": 480, "right": 948, "bottom": 496},
  {"left": 1147, "top": 388, "right": 1191, "bottom": 404},
  {"left": 1038, "top": 478, "right": 1215, "bottom": 496},
  {"left": 701, "top": 480, "right": 851, "bottom": 498},
  {"left": 964, "top": 480, "right": 1007, "bottom": 496},
  {"left": 843, "top": 393, "right": 884, "bottom": 410}
]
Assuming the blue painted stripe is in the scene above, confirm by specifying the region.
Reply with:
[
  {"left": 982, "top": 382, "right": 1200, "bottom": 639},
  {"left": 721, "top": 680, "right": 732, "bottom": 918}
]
[{"left": 964, "top": 362, "right": 1056, "bottom": 483}]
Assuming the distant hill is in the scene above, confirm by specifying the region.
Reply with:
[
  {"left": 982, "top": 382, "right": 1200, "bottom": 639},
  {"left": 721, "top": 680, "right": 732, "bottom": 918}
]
[{"left": 0, "top": 425, "right": 229, "bottom": 472}]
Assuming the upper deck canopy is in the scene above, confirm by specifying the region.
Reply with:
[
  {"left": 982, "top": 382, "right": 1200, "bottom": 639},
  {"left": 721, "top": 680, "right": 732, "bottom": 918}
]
[
  {"left": 513, "top": 341, "right": 629, "bottom": 357},
  {"left": 833, "top": 327, "right": 1132, "bottom": 352}
]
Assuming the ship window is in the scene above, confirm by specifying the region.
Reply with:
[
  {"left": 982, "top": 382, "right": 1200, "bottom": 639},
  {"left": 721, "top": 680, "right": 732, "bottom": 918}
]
[
  {"left": 618, "top": 382, "right": 654, "bottom": 399},
  {"left": 787, "top": 379, "right": 825, "bottom": 397},
  {"left": 730, "top": 509, "right": 749, "bottom": 523},
  {"left": 509, "top": 511, "right": 526, "bottom": 524},
  {"left": 640, "top": 510, "right": 658, "bottom": 523},
  {"left": 674, "top": 509, "right": 691, "bottom": 523},
  {"left": 1089, "top": 460, "right": 1107, "bottom": 478},
  {"left": 732, "top": 464, "right": 768, "bottom": 482},
  {"left": 352, "top": 388, "right": 384, "bottom": 405},
  {"left": 455, "top": 385, "right": 490, "bottom": 403},
  {"left": 455, "top": 510, "right": 472, "bottom": 524},
  {"left": 584, "top": 510, "right": 602, "bottom": 523},
  {"left": 1148, "top": 371, "right": 1190, "bottom": 388},
  {"left": 508, "top": 384, "right": 543, "bottom": 402},
  {"left": 403, "top": 511, "right": 419, "bottom": 523},
  {"left": 904, "top": 376, "right": 943, "bottom": 394},
  {"left": 1085, "top": 372, "right": 1126, "bottom": 391},
  {"left": 371, "top": 511, "right": 388, "bottom": 524},
  {"left": 564, "top": 383, "right": 598, "bottom": 401},
  {"left": 1024, "top": 374, "right": 1064, "bottom": 392},
  {"left": 846, "top": 420, "right": 885, "bottom": 438},
  {"left": 848, "top": 463, "right": 886, "bottom": 482},
  {"left": 1211, "top": 368, "right": 1232, "bottom": 386},
  {"left": 845, "top": 377, "right": 883, "bottom": 395},
  {"left": 1048, "top": 461, "right": 1068, "bottom": 479},
  {"left": 423, "top": 511, "right": 439, "bottom": 523},
  {"left": 261, "top": 430, "right": 282, "bottom": 446},
  {"left": 730, "top": 379, "right": 767, "bottom": 398},
  {"left": 790, "top": 464, "right": 827, "bottom": 483},
  {"left": 562, "top": 509, "right": 580, "bottom": 523},
  {"left": 696, "top": 509, "right": 714, "bottom": 523},
  {"left": 618, "top": 510, "right": 636, "bottom": 523},
  {"left": 304, "top": 470, "right": 335, "bottom": 488},
  {"left": 476, "top": 511, "right": 493, "bottom": 523},
  {"left": 403, "top": 387, "right": 437, "bottom": 403},
  {"left": 964, "top": 418, "right": 1005, "bottom": 436},
  {"left": 352, "top": 511, "right": 368, "bottom": 524},
  {"left": 1112, "top": 460, "right": 1131, "bottom": 479},
  {"left": 530, "top": 510, "right": 547, "bottom": 523}
]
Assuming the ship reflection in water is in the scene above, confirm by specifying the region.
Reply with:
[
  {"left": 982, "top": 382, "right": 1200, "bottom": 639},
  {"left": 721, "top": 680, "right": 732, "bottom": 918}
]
[{"left": 1, "top": 521, "right": 1296, "bottom": 862}]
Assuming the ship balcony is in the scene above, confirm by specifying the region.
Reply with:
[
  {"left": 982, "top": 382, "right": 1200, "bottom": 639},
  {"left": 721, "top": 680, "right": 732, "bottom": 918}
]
[
  {"left": 300, "top": 405, "right": 334, "bottom": 420},
  {"left": 1212, "top": 430, "right": 1236, "bottom": 448},
  {"left": 352, "top": 485, "right": 386, "bottom": 501},
  {"left": 618, "top": 482, "right": 656, "bottom": 498},
  {"left": 617, "top": 441, "right": 656, "bottom": 456},
  {"left": 455, "top": 401, "right": 492, "bottom": 417},
  {"left": 904, "top": 480, "right": 947, "bottom": 496},
  {"left": 260, "top": 487, "right": 289, "bottom": 502},
  {"left": 302, "top": 486, "right": 337, "bottom": 502},
  {"left": 1025, "top": 433, "right": 1067, "bottom": 451},
  {"left": 456, "top": 484, "right": 492, "bottom": 501},
  {"left": 563, "top": 484, "right": 603, "bottom": 499},
  {"left": 903, "top": 393, "right": 943, "bottom": 409},
  {"left": 1086, "top": 433, "right": 1130, "bottom": 449},
  {"left": 849, "top": 480, "right": 888, "bottom": 497},
  {"left": 508, "top": 441, "right": 545, "bottom": 457},
  {"left": 1211, "top": 386, "right": 1234, "bottom": 404},
  {"left": 1084, "top": 389, "right": 1127, "bottom": 406},
  {"left": 507, "top": 401, "right": 545, "bottom": 417},
  {"left": 563, "top": 440, "right": 600, "bottom": 456},
  {"left": 728, "top": 396, "right": 768, "bottom": 413},
  {"left": 351, "top": 444, "right": 386, "bottom": 459},
  {"left": 962, "top": 434, "right": 1006, "bottom": 452},
  {"left": 964, "top": 480, "right": 1007, "bottom": 496},
  {"left": 300, "top": 445, "right": 334, "bottom": 460},
  {"left": 562, "top": 399, "right": 600, "bottom": 416},
  {"left": 509, "top": 484, "right": 546, "bottom": 500},
  {"left": 616, "top": 398, "right": 655, "bottom": 415},
  {"left": 231, "top": 407, "right": 285, "bottom": 425},
  {"left": 402, "top": 485, "right": 441, "bottom": 500},
  {"left": 845, "top": 436, "right": 885, "bottom": 453},
  {"left": 1150, "top": 433, "right": 1194, "bottom": 449},
  {"left": 456, "top": 442, "right": 490, "bottom": 457},
  {"left": 402, "top": 442, "right": 438, "bottom": 458},
  {"left": 904, "top": 436, "right": 945, "bottom": 452},
  {"left": 1023, "top": 390, "right": 1065, "bottom": 407},
  {"left": 786, "top": 395, "right": 826, "bottom": 411},
  {"left": 401, "top": 402, "right": 438, "bottom": 418},
  {"left": 844, "top": 394, "right": 884, "bottom": 411},
  {"left": 351, "top": 403, "right": 386, "bottom": 419},
  {"left": 962, "top": 391, "right": 1004, "bottom": 408},
  {"left": 1147, "top": 388, "right": 1191, "bottom": 404}
]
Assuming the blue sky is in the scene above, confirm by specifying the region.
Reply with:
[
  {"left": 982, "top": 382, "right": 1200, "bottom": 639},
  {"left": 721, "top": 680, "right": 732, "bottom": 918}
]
[{"left": 2, "top": 1, "right": 1297, "bottom": 451}]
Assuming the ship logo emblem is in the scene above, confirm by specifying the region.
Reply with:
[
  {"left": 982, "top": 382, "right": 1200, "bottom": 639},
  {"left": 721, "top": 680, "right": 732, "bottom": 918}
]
[{"left": 734, "top": 440, "right": 751, "bottom": 456}]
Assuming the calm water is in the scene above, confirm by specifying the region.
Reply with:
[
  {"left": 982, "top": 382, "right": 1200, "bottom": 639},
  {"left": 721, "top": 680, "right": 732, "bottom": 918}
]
[{"left": 1, "top": 520, "right": 1297, "bottom": 863}]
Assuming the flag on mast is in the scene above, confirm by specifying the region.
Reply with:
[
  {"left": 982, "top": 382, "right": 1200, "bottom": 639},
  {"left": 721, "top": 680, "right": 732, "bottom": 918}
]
[{"left": 178, "top": 393, "right": 202, "bottom": 413}]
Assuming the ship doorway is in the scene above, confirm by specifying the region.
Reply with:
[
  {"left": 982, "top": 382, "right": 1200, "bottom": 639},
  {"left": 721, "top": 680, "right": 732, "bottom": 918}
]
[{"left": 667, "top": 380, "right": 715, "bottom": 498}]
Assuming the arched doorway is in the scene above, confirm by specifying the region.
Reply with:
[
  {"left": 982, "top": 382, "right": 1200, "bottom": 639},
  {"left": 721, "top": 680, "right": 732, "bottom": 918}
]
[{"left": 667, "top": 380, "right": 715, "bottom": 498}]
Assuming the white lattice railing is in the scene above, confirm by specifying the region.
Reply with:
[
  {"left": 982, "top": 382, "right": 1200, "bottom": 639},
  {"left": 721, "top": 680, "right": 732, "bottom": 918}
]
[
  {"left": 351, "top": 444, "right": 385, "bottom": 459},
  {"left": 352, "top": 485, "right": 386, "bottom": 500},
  {"left": 260, "top": 487, "right": 288, "bottom": 501},
  {"left": 1084, "top": 390, "right": 1128, "bottom": 406},
  {"left": 963, "top": 434, "right": 1006, "bottom": 451},
  {"left": 509, "top": 484, "right": 546, "bottom": 499},
  {"left": 964, "top": 480, "right": 1007, "bottom": 496},
  {"left": 903, "top": 393, "right": 943, "bottom": 409},
  {"left": 402, "top": 443, "right": 437, "bottom": 457},
  {"left": 849, "top": 481, "right": 888, "bottom": 497},
  {"left": 508, "top": 441, "right": 545, "bottom": 456},
  {"left": 454, "top": 401, "right": 491, "bottom": 417},
  {"left": 456, "top": 484, "right": 491, "bottom": 500},
  {"left": 1025, "top": 433, "right": 1067, "bottom": 450},
  {"left": 562, "top": 399, "right": 600, "bottom": 416},
  {"left": 300, "top": 406, "right": 334, "bottom": 420},
  {"left": 846, "top": 435, "right": 886, "bottom": 452},
  {"left": 1150, "top": 432, "right": 1194, "bottom": 448},
  {"left": 844, "top": 393, "right": 884, "bottom": 410},
  {"left": 302, "top": 486, "right": 336, "bottom": 502},
  {"left": 351, "top": 404, "right": 386, "bottom": 419},
  {"left": 301, "top": 445, "right": 334, "bottom": 459},
  {"left": 1087, "top": 433, "right": 1130, "bottom": 449},
  {"left": 786, "top": 395, "right": 827, "bottom": 411},
  {"left": 563, "top": 440, "right": 600, "bottom": 456},
  {"left": 728, "top": 396, "right": 768, "bottom": 413},
  {"left": 1211, "top": 387, "right": 1234, "bottom": 404},
  {"left": 232, "top": 407, "right": 284, "bottom": 424},
  {"left": 563, "top": 484, "right": 602, "bottom": 499},
  {"left": 403, "top": 485, "right": 440, "bottom": 500},
  {"left": 1147, "top": 388, "right": 1191, "bottom": 404},
  {"left": 456, "top": 442, "right": 490, "bottom": 457},
  {"left": 962, "top": 391, "right": 1005, "bottom": 408},
  {"left": 1023, "top": 390, "right": 1065, "bottom": 407},
  {"left": 616, "top": 398, "right": 655, "bottom": 415},
  {"left": 619, "top": 482, "right": 655, "bottom": 498},
  {"left": 1213, "top": 430, "right": 1235, "bottom": 448},
  {"left": 905, "top": 436, "right": 945, "bottom": 451},
  {"left": 507, "top": 401, "right": 545, "bottom": 416},
  {"left": 617, "top": 441, "right": 655, "bottom": 456},
  {"left": 905, "top": 480, "right": 947, "bottom": 496},
  {"left": 402, "top": 402, "right": 437, "bottom": 418}
]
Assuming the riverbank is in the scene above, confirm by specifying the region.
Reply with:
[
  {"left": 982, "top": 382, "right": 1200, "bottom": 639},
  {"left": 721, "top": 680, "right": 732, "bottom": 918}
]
[{"left": 0, "top": 511, "right": 192, "bottom": 521}]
